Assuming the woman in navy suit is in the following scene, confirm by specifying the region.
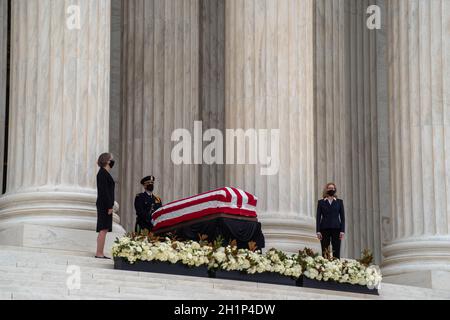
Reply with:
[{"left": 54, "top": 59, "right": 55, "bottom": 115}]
[
  {"left": 316, "top": 182, "right": 345, "bottom": 259},
  {"left": 95, "top": 152, "right": 116, "bottom": 259}
]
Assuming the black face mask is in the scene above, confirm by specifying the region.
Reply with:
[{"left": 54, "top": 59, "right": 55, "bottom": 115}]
[
  {"left": 327, "top": 189, "right": 336, "bottom": 196},
  {"left": 146, "top": 185, "right": 154, "bottom": 192},
  {"left": 109, "top": 159, "right": 115, "bottom": 169}
]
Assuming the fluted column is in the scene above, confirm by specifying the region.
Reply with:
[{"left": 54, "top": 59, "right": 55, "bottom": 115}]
[
  {"left": 120, "top": 0, "right": 200, "bottom": 231},
  {"left": 382, "top": 0, "right": 450, "bottom": 281},
  {"left": 0, "top": 0, "right": 7, "bottom": 190},
  {"left": 315, "top": 0, "right": 382, "bottom": 263},
  {"left": 224, "top": 0, "right": 317, "bottom": 253},
  {"left": 109, "top": 0, "right": 122, "bottom": 193},
  {"left": 0, "top": 0, "right": 124, "bottom": 232},
  {"left": 199, "top": 0, "right": 226, "bottom": 193}
]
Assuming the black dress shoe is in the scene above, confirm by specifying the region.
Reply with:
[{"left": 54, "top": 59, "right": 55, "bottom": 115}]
[{"left": 95, "top": 256, "right": 111, "bottom": 259}]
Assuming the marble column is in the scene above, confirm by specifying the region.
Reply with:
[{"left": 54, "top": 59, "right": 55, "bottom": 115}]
[
  {"left": 382, "top": 0, "right": 450, "bottom": 287},
  {"left": 315, "top": 0, "right": 382, "bottom": 263},
  {"left": 224, "top": 0, "right": 318, "bottom": 253},
  {"left": 375, "top": 0, "right": 392, "bottom": 264},
  {"left": 199, "top": 0, "right": 226, "bottom": 193},
  {"left": 0, "top": 0, "right": 124, "bottom": 232},
  {"left": 0, "top": 0, "right": 7, "bottom": 191},
  {"left": 120, "top": 0, "right": 200, "bottom": 231},
  {"left": 109, "top": 0, "right": 122, "bottom": 193}
]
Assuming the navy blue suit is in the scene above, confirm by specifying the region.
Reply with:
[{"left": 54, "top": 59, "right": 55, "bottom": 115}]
[
  {"left": 316, "top": 198, "right": 345, "bottom": 233},
  {"left": 316, "top": 198, "right": 345, "bottom": 258}
]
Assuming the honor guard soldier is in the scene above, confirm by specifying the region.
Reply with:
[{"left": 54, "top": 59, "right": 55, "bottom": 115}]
[{"left": 134, "top": 175, "right": 162, "bottom": 232}]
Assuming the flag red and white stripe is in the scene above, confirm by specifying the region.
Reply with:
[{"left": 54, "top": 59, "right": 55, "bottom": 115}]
[{"left": 151, "top": 187, "right": 258, "bottom": 230}]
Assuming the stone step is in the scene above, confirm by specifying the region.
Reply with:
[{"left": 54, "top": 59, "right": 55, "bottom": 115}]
[
  {"left": 0, "top": 264, "right": 367, "bottom": 300},
  {"left": 2, "top": 245, "right": 450, "bottom": 300},
  {"left": 0, "top": 277, "right": 203, "bottom": 298},
  {"left": 0, "top": 267, "right": 305, "bottom": 300},
  {"left": 0, "top": 244, "right": 101, "bottom": 257},
  {"left": 0, "top": 292, "right": 12, "bottom": 300},
  {"left": 0, "top": 248, "right": 363, "bottom": 294},
  {"left": 0, "top": 224, "right": 124, "bottom": 255},
  {"left": 0, "top": 279, "right": 264, "bottom": 300},
  {"left": 0, "top": 248, "right": 113, "bottom": 266},
  {"left": 378, "top": 282, "right": 450, "bottom": 300},
  {"left": 10, "top": 293, "right": 115, "bottom": 300},
  {"left": 0, "top": 261, "right": 218, "bottom": 288},
  {"left": 0, "top": 250, "right": 377, "bottom": 300},
  {"left": 0, "top": 263, "right": 367, "bottom": 300},
  {"left": 4, "top": 285, "right": 165, "bottom": 300}
]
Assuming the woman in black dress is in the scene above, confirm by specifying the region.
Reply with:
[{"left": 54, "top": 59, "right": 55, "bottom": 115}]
[{"left": 95, "top": 152, "right": 116, "bottom": 259}]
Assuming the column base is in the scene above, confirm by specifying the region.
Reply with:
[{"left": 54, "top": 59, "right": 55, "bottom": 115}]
[
  {"left": 0, "top": 223, "right": 125, "bottom": 255},
  {"left": 259, "top": 216, "right": 321, "bottom": 254},
  {"left": 383, "top": 271, "right": 450, "bottom": 291},
  {"left": 0, "top": 190, "right": 124, "bottom": 232},
  {"left": 382, "top": 237, "right": 450, "bottom": 290}
]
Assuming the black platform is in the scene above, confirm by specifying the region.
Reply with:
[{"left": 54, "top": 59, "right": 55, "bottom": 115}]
[{"left": 153, "top": 215, "right": 265, "bottom": 250}]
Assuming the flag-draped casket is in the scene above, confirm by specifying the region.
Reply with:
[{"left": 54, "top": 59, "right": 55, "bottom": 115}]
[{"left": 151, "top": 187, "right": 265, "bottom": 249}]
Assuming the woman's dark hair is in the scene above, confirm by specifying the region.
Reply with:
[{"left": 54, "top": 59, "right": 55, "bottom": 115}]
[{"left": 97, "top": 153, "right": 112, "bottom": 168}]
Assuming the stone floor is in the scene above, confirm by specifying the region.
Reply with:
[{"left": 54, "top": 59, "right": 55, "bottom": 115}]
[{"left": 0, "top": 245, "right": 450, "bottom": 300}]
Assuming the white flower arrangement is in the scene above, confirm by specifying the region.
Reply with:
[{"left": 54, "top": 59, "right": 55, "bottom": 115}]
[
  {"left": 301, "top": 255, "right": 382, "bottom": 288},
  {"left": 208, "top": 246, "right": 302, "bottom": 279},
  {"left": 112, "top": 234, "right": 382, "bottom": 289},
  {"left": 112, "top": 235, "right": 213, "bottom": 268}
]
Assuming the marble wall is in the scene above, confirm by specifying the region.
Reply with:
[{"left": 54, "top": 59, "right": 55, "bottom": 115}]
[
  {"left": 382, "top": 0, "right": 450, "bottom": 278},
  {"left": 116, "top": 0, "right": 388, "bottom": 256},
  {"left": 223, "top": 0, "right": 318, "bottom": 252},
  {"left": 374, "top": 0, "right": 392, "bottom": 257},
  {"left": 109, "top": 0, "right": 122, "bottom": 187},
  {"left": 0, "top": 0, "right": 123, "bottom": 232},
  {"left": 199, "top": 0, "right": 226, "bottom": 193},
  {"left": 314, "top": 0, "right": 383, "bottom": 263},
  {"left": 0, "top": 0, "right": 7, "bottom": 193},
  {"left": 120, "top": 0, "right": 200, "bottom": 231},
  {"left": 118, "top": 0, "right": 319, "bottom": 251}
]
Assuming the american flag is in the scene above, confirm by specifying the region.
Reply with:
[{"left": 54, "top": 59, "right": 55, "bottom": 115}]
[{"left": 151, "top": 187, "right": 258, "bottom": 231}]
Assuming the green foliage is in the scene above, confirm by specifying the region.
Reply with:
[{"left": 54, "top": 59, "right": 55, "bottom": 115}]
[
  {"left": 298, "top": 247, "right": 318, "bottom": 259},
  {"left": 322, "top": 247, "right": 336, "bottom": 260},
  {"left": 197, "top": 234, "right": 210, "bottom": 247},
  {"left": 358, "top": 249, "right": 374, "bottom": 266},
  {"left": 248, "top": 241, "right": 258, "bottom": 252},
  {"left": 297, "top": 247, "right": 319, "bottom": 270},
  {"left": 213, "top": 235, "right": 225, "bottom": 250}
]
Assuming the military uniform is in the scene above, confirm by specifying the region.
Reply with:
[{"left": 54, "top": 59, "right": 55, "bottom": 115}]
[{"left": 134, "top": 175, "right": 162, "bottom": 232}]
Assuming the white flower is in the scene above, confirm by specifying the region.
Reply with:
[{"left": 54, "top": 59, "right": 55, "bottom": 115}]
[{"left": 112, "top": 236, "right": 382, "bottom": 288}]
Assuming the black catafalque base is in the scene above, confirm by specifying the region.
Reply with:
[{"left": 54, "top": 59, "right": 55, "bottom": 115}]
[{"left": 153, "top": 216, "right": 266, "bottom": 250}]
